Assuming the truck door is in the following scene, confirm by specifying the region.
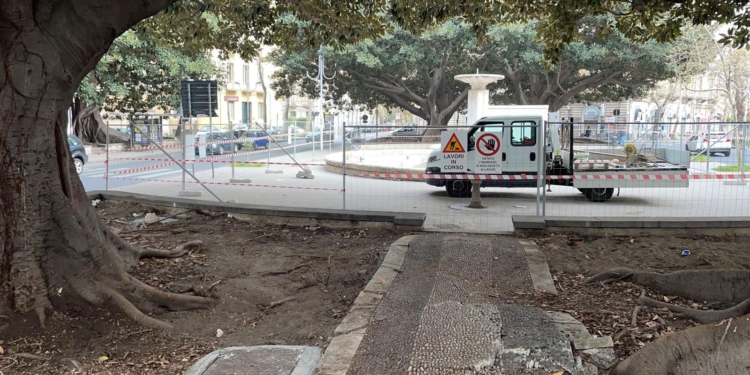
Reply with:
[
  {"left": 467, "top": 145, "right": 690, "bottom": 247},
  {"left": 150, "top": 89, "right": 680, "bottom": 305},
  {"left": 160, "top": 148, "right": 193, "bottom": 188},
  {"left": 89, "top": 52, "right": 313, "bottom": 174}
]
[{"left": 504, "top": 120, "right": 539, "bottom": 173}]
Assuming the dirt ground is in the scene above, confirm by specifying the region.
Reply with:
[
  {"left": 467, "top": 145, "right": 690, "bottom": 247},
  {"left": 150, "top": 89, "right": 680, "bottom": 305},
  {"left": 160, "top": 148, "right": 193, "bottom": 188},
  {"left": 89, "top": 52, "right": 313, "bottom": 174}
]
[
  {"left": 1, "top": 201, "right": 402, "bottom": 374},
  {"left": 528, "top": 233, "right": 750, "bottom": 360}
]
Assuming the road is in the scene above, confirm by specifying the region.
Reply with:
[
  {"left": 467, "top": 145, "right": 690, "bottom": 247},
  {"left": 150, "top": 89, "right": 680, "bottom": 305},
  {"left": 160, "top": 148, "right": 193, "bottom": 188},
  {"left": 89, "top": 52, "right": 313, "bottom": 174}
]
[{"left": 80, "top": 138, "right": 339, "bottom": 192}]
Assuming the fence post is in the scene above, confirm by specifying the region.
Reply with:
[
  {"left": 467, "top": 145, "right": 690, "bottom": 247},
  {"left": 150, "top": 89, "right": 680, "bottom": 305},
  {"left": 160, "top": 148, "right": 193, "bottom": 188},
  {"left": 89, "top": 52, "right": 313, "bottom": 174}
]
[
  {"left": 707, "top": 123, "right": 711, "bottom": 173},
  {"left": 742, "top": 123, "right": 747, "bottom": 175},
  {"left": 105, "top": 121, "right": 109, "bottom": 191},
  {"left": 341, "top": 126, "right": 346, "bottom": 210},
  {"left": 181, "top": 124, "right": 186, "bottom": 192}
]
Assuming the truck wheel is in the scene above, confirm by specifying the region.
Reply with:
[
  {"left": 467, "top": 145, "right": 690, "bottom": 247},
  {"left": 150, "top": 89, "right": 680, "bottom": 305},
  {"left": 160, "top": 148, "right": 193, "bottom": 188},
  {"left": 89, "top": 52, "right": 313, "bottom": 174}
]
[
  {"left": 445, "top": 180, "right": 471, "bottom": 198},
  {"left": 584, "top": 188, "right": 614, "bottom": 202},
  {"left": 724, "top": 151, "right": 731, "bottom": 157}
]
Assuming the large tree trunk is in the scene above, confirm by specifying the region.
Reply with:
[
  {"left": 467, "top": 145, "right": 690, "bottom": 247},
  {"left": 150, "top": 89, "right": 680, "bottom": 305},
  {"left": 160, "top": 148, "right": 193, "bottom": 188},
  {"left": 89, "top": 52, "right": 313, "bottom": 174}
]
[{"left": 0, "top": 0, "right": 210, "bottom": 330}]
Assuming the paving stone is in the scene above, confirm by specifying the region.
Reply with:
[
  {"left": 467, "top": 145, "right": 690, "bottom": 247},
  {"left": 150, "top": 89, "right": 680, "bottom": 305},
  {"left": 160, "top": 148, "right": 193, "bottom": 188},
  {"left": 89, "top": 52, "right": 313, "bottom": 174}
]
[
  {"left": 547, "top": 311, "right": 592, "bottom": 343},
  {"left": 334, "top": 306, "right": 374, "bottom": 337},
  {"left": 362, "top": 266, "right": 399, "bottom": 294},
  {"left": 573, "top": 336, "right": 614, "bottom": 351},
  {"left": 317, "top": 333, "right": 365, "bottom": 375}
]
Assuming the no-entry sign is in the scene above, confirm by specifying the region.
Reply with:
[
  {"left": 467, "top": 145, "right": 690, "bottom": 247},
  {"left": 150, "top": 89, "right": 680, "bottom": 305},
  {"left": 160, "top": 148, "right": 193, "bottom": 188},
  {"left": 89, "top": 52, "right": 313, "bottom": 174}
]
[{"left": 474, "top": 132, "right": 502, "bottom": 173}]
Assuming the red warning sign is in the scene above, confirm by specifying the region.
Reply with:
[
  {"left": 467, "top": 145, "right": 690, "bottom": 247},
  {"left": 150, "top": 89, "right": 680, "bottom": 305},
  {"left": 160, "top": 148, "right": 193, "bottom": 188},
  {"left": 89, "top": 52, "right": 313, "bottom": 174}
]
[
  {"left": 442, "top": 133, "right": 466, "bottom": 153},
  {"left": 476, "top": 133, "right": 500, "bottom": 157}
]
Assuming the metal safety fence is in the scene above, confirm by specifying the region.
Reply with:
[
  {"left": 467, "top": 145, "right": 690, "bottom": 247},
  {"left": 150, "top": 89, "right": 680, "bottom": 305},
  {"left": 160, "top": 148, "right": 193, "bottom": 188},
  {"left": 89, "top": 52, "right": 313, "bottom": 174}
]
[{"left": 81, "top": 120, "right": 750, "bottom": 233}]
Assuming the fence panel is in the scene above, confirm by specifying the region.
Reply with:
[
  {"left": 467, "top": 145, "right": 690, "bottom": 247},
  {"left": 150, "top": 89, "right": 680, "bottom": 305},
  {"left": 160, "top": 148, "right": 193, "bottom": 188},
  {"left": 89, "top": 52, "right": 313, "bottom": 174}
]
[{"left": 543, "top": 121, "right": 749, "bottom": 218}]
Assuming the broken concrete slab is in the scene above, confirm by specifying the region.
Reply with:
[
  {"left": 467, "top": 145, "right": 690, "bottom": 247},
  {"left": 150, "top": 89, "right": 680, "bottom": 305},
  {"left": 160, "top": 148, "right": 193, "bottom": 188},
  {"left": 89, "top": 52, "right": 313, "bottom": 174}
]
[
  {"left": 547, "top": 311, "right": 592, "bottom": 343},
  {"left": 580, "top": 347, "right": 618, "bottom": 370},
  {"left": 573, "top": 336, "right": 614, "bottom": 351},
  {"left": 184, "top": 345, "right": 320, "bottom": 375}
]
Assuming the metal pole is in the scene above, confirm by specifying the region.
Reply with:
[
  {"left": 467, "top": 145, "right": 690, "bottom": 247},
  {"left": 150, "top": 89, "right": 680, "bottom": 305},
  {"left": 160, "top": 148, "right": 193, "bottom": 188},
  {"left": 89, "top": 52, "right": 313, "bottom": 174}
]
[
  {"left": 536, "top": 122, "right": 541, "bottom": 216},
  {"left": 343, "top": 124, "right": 347, "bottom": 210},
  {"left": 105, "top": 121, "right": 110, "bottom": 191},
  {"left": 266, "top": 121, "right": 271, "bottom": 172},
  {"left": 707, "top": 123, "right": 711, "bottom": 173},
  {"left": 229, "top": 101, "right": 235, "bottom": 179},
  {"left": 209, "top": 83, "right": 215, "bottom": 179},
  {"left": 742, "top": 123, "right": 747, "bottom": 174},
  {"left": 182, "top": 124, "right": 186, "bottom": 191}
]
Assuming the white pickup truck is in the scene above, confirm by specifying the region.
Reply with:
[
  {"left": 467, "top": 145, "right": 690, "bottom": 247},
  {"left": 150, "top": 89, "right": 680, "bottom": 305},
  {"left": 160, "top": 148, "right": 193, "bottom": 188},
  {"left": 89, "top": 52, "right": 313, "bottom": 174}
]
[{"left": 424, "top": 113, "right": 690, "bottom": 202}]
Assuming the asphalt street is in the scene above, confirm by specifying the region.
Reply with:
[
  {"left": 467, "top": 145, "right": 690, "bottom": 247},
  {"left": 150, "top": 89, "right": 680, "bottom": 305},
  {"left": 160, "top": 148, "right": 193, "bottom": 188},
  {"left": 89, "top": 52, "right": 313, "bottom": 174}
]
[{"left": 80, "top": 138, "right": 337, "bottom": 192}]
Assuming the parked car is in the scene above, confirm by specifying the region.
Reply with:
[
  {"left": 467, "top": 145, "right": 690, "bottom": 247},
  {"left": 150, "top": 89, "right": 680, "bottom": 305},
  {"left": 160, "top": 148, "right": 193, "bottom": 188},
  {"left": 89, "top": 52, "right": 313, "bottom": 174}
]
[
  {"left": 196, "top": 125, "right": 222, "bottom": 136},
  {"left": 195, "top": 131, "right": 243, "bottom": 155},
  {"left": 244, "top": 129, "right": 270, "bottom": 149},
  {"left": 685, "top": 133, "right": 732, "bottom": 156},
  {"left": 390, "top": 127, "right": 425, "bottom": 138},
  {"left": 68, "top": 135, "right": 88, "bottom": 174},
  {"left": 232, "top": 124, "right": 249, "bottom": 132}
]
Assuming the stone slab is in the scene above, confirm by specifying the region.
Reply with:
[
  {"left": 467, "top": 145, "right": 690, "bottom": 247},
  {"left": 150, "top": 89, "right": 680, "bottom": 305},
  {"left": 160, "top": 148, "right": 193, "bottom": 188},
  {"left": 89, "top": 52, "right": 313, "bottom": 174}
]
[
  {"left": 184, "top": 346, "right": 321, "bottom": 375},
  {"left": 334, "top": 306, "right": 375, "bottom": 337},
  {"left": 512, "top": 215, "right": 547, "bottom": 229},
  {"left": 394, "top": 213, "right": 426, "bottom": 226},
  {"left": 316, "top": 332, "right": 364, "bottom": 375},
  {"left": 381, "top": 244, "right": 407, "bottom": 271},
  {"left": 522, "top": 244, "right": 558, "bottom": 295},
  {"left": 573, "top": 336, "right": 614, "bottom": 351},
  {"left": 362, "top": 264, "right": 399, "bottom": 294},
  {"left": 546, "top": 311, "right": 592, "bottom": 343}
]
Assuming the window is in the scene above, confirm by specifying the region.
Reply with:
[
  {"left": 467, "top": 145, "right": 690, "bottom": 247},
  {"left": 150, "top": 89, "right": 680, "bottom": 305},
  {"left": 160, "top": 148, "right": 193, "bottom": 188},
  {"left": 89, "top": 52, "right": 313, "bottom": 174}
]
[
  {"left": 242, "top": 102, "right": 251, "bottom": 123},
  {"left": 67, "top": 136, "right": 81, "bottom": 147},
  {"left": 226, "top": 63, "right": 234, "bottom": 83},
  {"left": 510, "top": 121, "right": 536, "bottom": 146},
  {"left": 258, "top": 102, "right": 265, "bottom": 121},
  {"left": 243, "top": 65, "right": 250, "bottom": 85},
  {"left": 227, "top": 102, "right": 235, "bottom": 123},
  {"left": 289, "top": 110, "right": 297, "bottom": 118}
]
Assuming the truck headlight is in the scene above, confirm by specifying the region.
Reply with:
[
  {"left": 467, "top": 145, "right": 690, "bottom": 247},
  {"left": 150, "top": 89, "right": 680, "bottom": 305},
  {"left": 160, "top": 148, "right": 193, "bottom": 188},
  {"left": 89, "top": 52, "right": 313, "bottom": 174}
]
[{"left": 427, "top": 155, "right": 439, "bottom": 163}]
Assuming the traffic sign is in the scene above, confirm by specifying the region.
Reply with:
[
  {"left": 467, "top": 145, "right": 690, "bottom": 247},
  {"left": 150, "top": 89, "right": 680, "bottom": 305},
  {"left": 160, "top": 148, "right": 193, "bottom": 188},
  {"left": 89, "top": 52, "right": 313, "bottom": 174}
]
[
  {"left": 440, "top": 131, "right": 468, "bottom": 172},
  {"left": 474, "top": 132, "right": 502, "bottom": 174},
  {"left": 442, "top": 133, "right": 466, "bottom": 153},
  {"left": 476, "top": 133, "right": 500, "bottom": 156}
]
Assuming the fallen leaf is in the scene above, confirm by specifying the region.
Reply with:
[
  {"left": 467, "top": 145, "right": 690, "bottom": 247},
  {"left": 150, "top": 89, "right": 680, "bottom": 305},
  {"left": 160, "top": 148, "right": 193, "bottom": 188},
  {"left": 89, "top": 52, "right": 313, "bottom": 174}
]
[
  {"left": 663, "top": 296, "right": 671, "bottom": 302},
  {"left": 0, "top": 346, "right": 4, "bottom": 355},
  {"left": 377, "top": 278, "right": 386, "bottom": 284},
  {"left": 98, "top": 356, "right": 109, "bottom": 362}
]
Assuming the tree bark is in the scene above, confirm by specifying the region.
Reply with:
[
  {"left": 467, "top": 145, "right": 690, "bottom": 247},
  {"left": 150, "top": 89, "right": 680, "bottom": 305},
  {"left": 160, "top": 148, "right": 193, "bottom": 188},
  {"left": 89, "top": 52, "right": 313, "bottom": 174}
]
[{"left": 0, "top": 0, "right": 211, "bottom": 330}]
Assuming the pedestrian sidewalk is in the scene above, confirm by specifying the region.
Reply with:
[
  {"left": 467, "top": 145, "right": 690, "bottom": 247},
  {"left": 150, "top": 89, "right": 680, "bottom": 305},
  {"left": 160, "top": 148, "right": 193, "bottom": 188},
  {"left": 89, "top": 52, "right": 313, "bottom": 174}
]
[{"left": 317, "top": 234, "right": 610, "bottom": 375}]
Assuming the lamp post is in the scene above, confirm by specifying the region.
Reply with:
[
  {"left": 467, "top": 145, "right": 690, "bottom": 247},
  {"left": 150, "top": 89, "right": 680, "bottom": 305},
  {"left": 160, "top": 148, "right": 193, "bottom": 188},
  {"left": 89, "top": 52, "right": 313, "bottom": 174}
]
[{"left": 305, "top": 46, "right": 337, "bottom": 158}]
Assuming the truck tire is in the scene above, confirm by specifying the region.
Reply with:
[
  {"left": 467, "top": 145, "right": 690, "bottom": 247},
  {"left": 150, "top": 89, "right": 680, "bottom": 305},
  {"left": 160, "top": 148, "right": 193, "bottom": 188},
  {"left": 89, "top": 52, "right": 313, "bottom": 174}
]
[
  {"left": 583, "top": 188, "right": 614, "bottom": 202},
  {"left": 445, "top": 180, "right": 472, "bottom": 198}
]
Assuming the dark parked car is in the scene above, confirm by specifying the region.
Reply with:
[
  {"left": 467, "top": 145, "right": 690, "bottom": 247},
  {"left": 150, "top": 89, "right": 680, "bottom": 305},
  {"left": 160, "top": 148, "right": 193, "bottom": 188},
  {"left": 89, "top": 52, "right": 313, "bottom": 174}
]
[
  {"left": 195, "top": 131, "right": 244, "bottom": 155},
  {"left": 68, "top": 135, "right": 88, "bottom": 174},
  {"left": 243, "top": 130, "right": 270, "bottom": 149}
]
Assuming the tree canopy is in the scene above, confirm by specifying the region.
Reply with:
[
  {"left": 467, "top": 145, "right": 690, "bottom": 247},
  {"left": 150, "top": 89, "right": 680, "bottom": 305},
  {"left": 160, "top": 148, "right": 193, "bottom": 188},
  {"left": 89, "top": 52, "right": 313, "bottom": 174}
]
[
  {"left": 270, "top": 16, "right": 679, "bottom": 124},
  {"left": 75, "top": 30, "right": 220, "bottom": 114}
]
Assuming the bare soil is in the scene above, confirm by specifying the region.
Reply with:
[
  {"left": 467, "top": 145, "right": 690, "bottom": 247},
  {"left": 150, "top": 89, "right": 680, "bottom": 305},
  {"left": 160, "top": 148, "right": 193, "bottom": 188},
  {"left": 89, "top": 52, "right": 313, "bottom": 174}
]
[
  {"left": 529, "top": 233, "right": 750, "bottom": 360},
  {"left": 0, "top": 201, "right": 402, "bottom": 374}
]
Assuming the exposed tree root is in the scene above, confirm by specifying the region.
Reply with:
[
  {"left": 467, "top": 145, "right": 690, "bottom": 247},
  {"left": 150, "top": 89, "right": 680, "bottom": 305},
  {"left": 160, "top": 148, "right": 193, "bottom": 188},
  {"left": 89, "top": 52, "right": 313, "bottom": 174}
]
[
  {"left": 637, "top": 295, "right": 750, "bottom": 324},
  {"left": 612, "top": 317, "right": 750, "bottom": 375},
  {"left": 586, "top": 268, "right": 750, "bottom": 304},
  {"left": 138, "top": 240, "right": 203, "bottom": 260}
]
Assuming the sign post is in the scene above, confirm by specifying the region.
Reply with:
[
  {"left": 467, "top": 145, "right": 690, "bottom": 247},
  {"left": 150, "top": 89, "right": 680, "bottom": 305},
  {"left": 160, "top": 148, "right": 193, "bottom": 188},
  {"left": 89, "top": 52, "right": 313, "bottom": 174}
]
[{"left": 473, "top": 132, "right": 502, "bottom": 173}]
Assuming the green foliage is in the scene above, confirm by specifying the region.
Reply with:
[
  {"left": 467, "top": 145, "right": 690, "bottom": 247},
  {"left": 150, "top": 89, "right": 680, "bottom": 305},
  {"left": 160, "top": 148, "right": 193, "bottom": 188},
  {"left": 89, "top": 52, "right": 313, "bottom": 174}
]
[
  {"left": 136, "top": 0, "right": 750, "bottom": 65},
  {"left": 487, "top": 16, "right": 676, "bottom": 110},
  {"left": 75, "top": 30, "right": 219, "bottom": 113},
  {"left": 271, "top": 16, "right": 678, "bottom": 122}
]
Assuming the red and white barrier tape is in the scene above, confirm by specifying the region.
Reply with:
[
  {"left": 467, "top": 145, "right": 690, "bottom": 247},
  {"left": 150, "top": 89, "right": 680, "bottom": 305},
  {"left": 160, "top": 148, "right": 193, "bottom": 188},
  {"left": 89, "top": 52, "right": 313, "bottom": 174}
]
[
  {"left": 339, "top": 171, "right": 749, "bottom": 181},
  {"left": 107, "top": 161, "right": 179, "bottom": 176},
  {"left": 108, "top": 176, "right": 341, "bottom": 191},
  {"left": 108, "top": 157, "right": 325, "bottom": 166}
]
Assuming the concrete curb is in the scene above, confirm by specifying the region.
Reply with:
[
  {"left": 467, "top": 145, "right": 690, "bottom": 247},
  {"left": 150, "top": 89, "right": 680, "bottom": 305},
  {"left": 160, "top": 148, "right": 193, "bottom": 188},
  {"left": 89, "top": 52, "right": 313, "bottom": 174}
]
[
  {"left": 88, "top": 191, "right": 425, "bottom": 231},
  {"left": 518, "top": 240, "right": 557, "bottom": 295},
  {"left": 315, "top": 235, "right": 418, "bottom": 375},
  {"left": 513, "top": 215, "right": 750, "bottom": 236}
]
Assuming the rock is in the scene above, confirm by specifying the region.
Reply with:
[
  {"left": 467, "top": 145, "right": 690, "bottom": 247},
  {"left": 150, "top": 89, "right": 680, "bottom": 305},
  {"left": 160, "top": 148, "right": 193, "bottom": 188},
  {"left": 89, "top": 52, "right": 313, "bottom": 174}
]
[
  {"left": 216, "top": 329, "right": 224, "bottom": 338},
  {"left": 580, "top": 348, "right": 618, "bottom": 369},
  {"left": 144, "top": 213, "right": 158, "bottom": 224},
  {"left": 267, "top": 339, "right": 287, "bottom": 345},
  {"left": 576, "top": 356, "right": 599, "bottom": 375}
]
